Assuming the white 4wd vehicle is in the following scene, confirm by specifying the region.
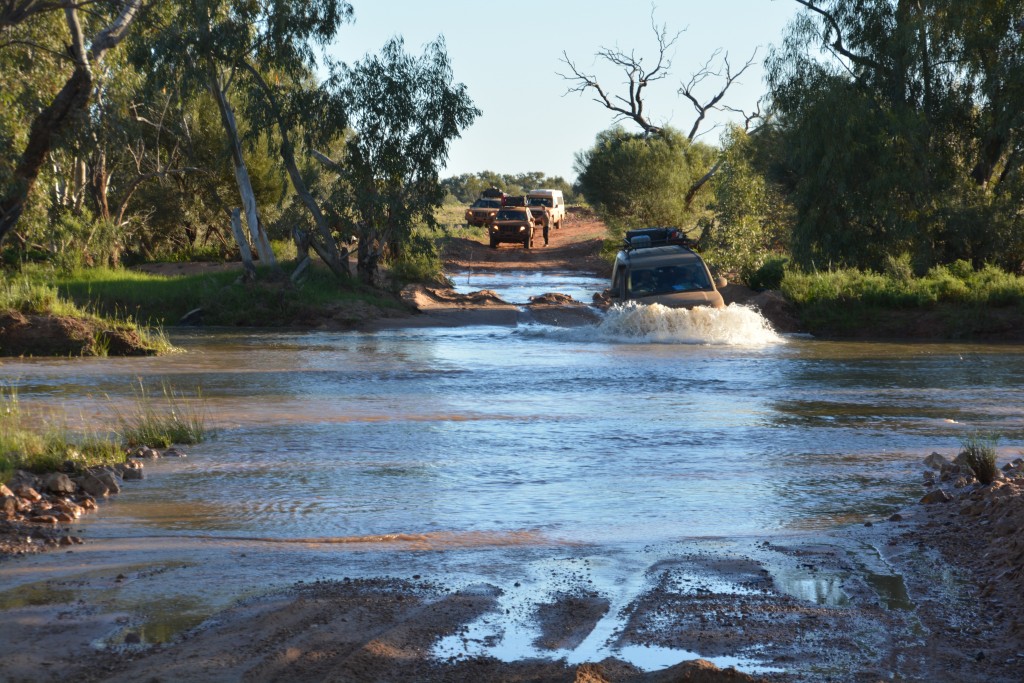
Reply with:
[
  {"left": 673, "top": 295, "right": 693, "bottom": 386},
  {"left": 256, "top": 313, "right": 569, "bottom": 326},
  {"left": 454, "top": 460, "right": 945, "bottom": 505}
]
[{"left": 526, "top": 189, "right": 565, "bottom": 231}]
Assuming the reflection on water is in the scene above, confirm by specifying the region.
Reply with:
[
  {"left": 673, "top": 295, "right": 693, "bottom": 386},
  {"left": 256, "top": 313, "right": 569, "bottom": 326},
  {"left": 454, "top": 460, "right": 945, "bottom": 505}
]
[
  {"left": 773, "top": 570, "right": 850, "bottom": 606},
  {"left": 865, "top": 572, "right": 914, "bottom": 611},
  {"left": 5, "top": 300, "right": 1024, "bottom": 546}
]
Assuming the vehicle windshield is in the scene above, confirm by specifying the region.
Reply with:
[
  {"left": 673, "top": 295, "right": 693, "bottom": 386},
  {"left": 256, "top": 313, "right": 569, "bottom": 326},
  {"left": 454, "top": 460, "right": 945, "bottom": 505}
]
[
  {"left": 629, "top": 263, "right": 711, "bottom": 296},
  {"left": 496, "top": 209, "right": 526, "bottom": 220},
  {"left": 528, "top": 197, "right": 553, "bottom": 207},
  {"left": 472, "top": 199, "right": 501, "bottom": 208}
]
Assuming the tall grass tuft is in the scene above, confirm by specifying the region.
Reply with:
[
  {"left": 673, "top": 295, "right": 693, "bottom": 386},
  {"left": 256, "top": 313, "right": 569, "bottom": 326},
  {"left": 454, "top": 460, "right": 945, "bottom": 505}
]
[
  {"left": 0, "top": 387, "right": 123, "bottom": 482},
  {"left": 959, "top": 432, "right": 999, "bottom": 485},
  {"left": 114, "top": 380, "right": 208, "bottom": 448}
]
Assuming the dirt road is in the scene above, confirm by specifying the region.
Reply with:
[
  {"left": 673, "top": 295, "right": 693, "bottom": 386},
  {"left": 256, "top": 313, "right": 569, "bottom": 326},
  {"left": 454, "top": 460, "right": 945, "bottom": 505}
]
[{"left": 442, "top": 206, "right": 611, "bottom": 275}]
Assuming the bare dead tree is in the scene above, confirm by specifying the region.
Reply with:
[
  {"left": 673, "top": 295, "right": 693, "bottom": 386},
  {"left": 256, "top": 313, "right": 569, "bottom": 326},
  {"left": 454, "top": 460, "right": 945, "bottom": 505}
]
[
  {"left": 557, "top": 14, "right": 679, "bottom": 135},
  {"left": 679, "top": 49, "right": 759, "bottom": 141},
  {"left": 560, "top": 9, "right": 765, "bottom": 212},
  {"left": 559, "top": 9, "right": 763, "bottom": 144}
]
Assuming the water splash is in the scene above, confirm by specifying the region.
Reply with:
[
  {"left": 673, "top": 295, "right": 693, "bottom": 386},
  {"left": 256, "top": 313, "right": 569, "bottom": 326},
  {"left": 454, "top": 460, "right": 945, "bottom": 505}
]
[{"left": 594, "top": 302, "right": 783, "bottom": 346}]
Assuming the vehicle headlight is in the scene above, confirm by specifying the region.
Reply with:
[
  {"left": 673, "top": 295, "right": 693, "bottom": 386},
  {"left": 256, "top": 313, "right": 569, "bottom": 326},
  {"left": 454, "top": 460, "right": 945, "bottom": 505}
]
[{"left": 518, "top": 226, "right": 525, "bottom": 232}]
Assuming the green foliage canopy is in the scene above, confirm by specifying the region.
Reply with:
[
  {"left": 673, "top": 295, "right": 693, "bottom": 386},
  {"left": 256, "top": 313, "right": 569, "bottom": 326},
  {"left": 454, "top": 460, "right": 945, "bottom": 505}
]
[
  {"left": 330, "top": 36, "right": 480, "bottom": 283},
  {"left": 573, "top": 126, "right": 716, "bottom": 235},
  {"left": 768, "top": 0, "right": 1024, "bottom": 272},
  {"left": 441, "top": 172, "right": 576, "bottom": 204}
]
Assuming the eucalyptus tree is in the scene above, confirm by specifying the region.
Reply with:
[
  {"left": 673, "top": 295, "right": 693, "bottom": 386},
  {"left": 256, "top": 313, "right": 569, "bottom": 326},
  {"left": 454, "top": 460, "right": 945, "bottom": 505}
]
[
  {"left": 769, "top": 0, "right": 1024, "bottom": 271},
  {"left": 144, "top": 0, "right": 353, "bottom": 275},
  {"left": 0, "top": 0, "right": 146, "bottom": 247},
  {"left": 320, "top": 36, "right": 479, "bottom": 285},
  {"left": 238, "top": 61, "right": 351, "bottom": 278},
  {"left": 700, "top": 125, "right": 792, "bottom": 278}
]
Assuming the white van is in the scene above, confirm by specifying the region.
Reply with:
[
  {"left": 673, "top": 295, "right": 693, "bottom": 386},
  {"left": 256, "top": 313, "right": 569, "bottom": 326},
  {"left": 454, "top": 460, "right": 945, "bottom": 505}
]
[{"left": 526, "top": 189, "right": 566, "bottom": 230}]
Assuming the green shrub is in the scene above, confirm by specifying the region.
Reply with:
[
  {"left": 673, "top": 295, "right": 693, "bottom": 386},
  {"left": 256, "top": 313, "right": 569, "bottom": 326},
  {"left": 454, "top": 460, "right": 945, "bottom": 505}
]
[
  {"left": 746, "top": 256, "right": 789, "bottom": 291},
  {"left": 883, "top": 253, "right": 914, "bottom": 283},
  {"left": 781, "top": 263, "right": 1024, "bottom": 309},
  {"left": 387, "top": 232, "right": 448, "bottom": 287},
  {"left": 959, "top": 432, "right": 999, "bottom": 485}
]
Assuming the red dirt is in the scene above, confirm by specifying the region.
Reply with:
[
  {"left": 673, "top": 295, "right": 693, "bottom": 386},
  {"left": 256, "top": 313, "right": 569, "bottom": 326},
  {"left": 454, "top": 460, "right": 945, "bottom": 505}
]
[{"left": 442, "top": 206, "right": 611, "bottom": 276}]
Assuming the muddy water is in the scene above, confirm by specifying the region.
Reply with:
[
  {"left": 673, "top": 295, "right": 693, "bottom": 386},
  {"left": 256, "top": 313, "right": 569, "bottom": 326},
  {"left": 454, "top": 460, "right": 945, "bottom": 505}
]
[
  {"left": 4, "top": 270, "right": 1024, "bottom": 671},
  {"left": 10, "top": 292, "right": 1024, "bottom": 543}
]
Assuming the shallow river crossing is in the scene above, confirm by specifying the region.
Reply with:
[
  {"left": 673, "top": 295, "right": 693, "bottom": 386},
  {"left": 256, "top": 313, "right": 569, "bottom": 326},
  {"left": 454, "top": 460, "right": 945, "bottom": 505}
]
[{"left": 3, "top": 269, "right": 1024, "bottom": 671}]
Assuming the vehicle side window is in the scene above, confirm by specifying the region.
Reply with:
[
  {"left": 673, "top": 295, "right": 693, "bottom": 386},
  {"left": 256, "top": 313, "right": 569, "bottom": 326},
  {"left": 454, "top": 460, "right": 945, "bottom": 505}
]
[
  {"left": 630, "top": 269, "right": 656, "bottom": 295},
  {"left": 612, "top": 267, "right": 625, "bottom": 296}
]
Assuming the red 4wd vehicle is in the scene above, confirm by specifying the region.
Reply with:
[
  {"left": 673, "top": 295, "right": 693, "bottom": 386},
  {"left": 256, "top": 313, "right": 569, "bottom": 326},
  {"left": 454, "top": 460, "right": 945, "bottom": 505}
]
[
  {"left": 489, "top": 206, "right": 536, "bottom": 249},
  {"left": 465, "top": 197, "right": 502, "bottom": 226}
]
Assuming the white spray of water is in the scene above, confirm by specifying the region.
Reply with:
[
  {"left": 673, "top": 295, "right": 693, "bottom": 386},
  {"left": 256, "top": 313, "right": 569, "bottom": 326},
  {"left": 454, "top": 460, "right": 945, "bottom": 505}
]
[
  {"left": 516, "top": 302, "right": 784, "bottom": 346},
  {"left": 592, "top": 302, "right": 783, "bottom": 346}
]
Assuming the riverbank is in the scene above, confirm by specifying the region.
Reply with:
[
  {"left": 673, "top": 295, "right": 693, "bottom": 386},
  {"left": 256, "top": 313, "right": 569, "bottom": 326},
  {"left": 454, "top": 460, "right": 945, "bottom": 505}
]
[
  {"left": 1, "top": 449, "right": 1023, "bottom": 681},
  {"left": 9, "top": 206, "right": 1024, "bottom": 344},
  {"left": 0, "top": 279, "right": 170, "bottom": 356}
]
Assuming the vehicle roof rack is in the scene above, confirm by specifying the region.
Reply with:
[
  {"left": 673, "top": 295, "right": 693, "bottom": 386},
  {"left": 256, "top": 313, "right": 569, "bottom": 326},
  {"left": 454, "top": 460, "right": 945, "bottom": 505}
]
[{"left": 623, "top": 227, "right": 695, "bottom": 250}]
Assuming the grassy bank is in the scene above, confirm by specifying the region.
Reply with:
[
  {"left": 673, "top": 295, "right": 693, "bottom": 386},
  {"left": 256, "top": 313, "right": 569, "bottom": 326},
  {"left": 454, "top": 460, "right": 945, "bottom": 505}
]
[
  {"left": 0, "top": 278, "right": 173, "bottom": 356},
  {"left": 39, "top": 262, "right": 408, "bottom": 327},
  {"left": 0, "top": 384, "right": 207, "bottom": 484},
  {"left": 780, "top": 261, "right": 1024, "bottom": 339}
]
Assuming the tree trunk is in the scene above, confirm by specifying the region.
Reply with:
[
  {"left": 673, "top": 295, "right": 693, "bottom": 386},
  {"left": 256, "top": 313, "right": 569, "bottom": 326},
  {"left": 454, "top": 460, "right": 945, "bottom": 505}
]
[
  {"left": 0, "top": 67, "right": 92, "bottom": 243},
  {"left": 209, "top": 74, "right": 278, "bottom": 270},
  {"left": 241, "top": 62, "right": 349, "bottom": 277},
  {"left": 229, "top": 208, "right": 257, "bottom": 281},
  {"left": 0, "top": 1, "right": 144, "bottom": 245},
  {"left": 356, "top": 224, "right": 380, "bottom": 286}
]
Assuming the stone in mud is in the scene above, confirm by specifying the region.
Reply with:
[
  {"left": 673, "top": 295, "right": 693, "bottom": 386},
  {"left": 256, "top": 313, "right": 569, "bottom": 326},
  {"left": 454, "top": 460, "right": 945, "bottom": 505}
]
[
  {"left": 54, "top": 501, "right": 83, "bottom": 519},
  {"left": 0, "top": 484, "right": 12, "bottom": 498},
  {"left": 78, "top": 474, "right": 110, "bottom": 498},
  {"left": 29, "top": 515, "right": 58, "bottom": 525},
  {"left": 921, "top": 489, "right": 953, "bottom": 504},
  {"left": 131, "top": 446, "right": 160, "bottom": 459},
  {"left": 1, "top": 496, "right": 17, "bottom": 519},
  {"left": 7, "top": 471, "right": 39, "bottom": 491},
  {"left": 121, "top": 467, "right": 144, "bottom": 481},
  {"left": 41, "top": 472, "right": 76, "bottom": 495},
  {"left": 163, "top": 448, "right": 187, "bottom": 458},
  {"left": 92, "top": 469, "right": 122, "bottom": 493},
  {"left": 14, "top": 485, "right": 41, "bottom": 503},
  {"left": 637, "top": 658, "right": 762, "bottom": 682},
  {"left": 924, "top": 452, "right": 950, "bottom": 470}
]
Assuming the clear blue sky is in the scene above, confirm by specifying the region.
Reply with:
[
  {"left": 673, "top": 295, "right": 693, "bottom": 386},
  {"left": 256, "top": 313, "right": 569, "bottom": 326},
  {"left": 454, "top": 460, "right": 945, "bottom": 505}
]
[{"left": 326, "top": 1, "right": 800, "bottom": 181}]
